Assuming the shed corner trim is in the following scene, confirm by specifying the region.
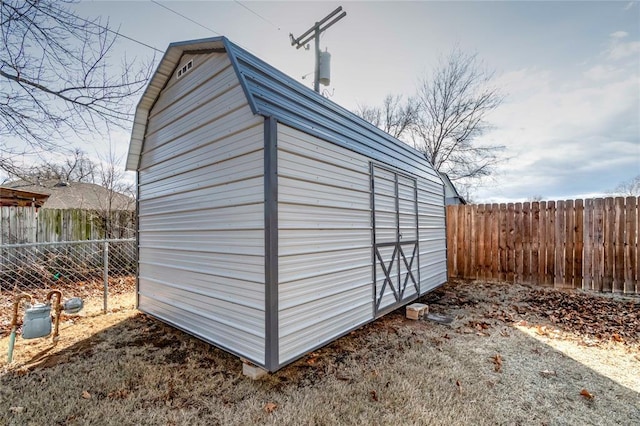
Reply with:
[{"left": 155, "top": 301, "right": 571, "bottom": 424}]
[{"left": 264, "top": 116, "right": 279, "bottom": 371}]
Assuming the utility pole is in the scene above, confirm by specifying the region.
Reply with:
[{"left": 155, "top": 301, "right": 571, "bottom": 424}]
[{"left": 289, "top": 6, "right": 347, "bottom": 93}]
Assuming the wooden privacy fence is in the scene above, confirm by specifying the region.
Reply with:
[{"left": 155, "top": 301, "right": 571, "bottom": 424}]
[
  {"left": 446, "top": 197, "right": 638, "bottom": 294},
  {"left": 1, "top": 206, "right": 136, "bottom": 244}
]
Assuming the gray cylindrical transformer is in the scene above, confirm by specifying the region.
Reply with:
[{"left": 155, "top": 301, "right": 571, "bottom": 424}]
[{"left": 319, "top": 50, "right": 331, "bottom": 86}]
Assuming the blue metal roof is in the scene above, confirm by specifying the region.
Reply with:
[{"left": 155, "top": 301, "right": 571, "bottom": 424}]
[{"left": 128, "top": 36, "right": 441, "bottom": 183}]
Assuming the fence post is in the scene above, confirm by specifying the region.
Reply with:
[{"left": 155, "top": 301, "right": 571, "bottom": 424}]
[{"left": 103, "top": 240, "right": 109, "bottom": 313}]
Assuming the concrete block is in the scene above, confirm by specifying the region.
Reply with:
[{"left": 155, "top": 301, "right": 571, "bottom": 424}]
[
  {"left": 406, "top": 303, "right": 428, "bottom": 320},
  {"left": 242, "top": 361, "right": 268, "bottom": 380}
]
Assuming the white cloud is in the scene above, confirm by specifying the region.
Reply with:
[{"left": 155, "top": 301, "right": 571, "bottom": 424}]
[
  {"left": 583, "top": 64, "right": 618, "bottom": 81},
  {"left": 476, "top": 46, "right": 640, "bottom": 202},
  {"left": 608, "top": 40, "right": 640, "bottom": 60},
  {"left": 606, "top": 31, "right": 640, "bottom": 60},
  {"left": 609, "top": 31, "right": 629, "bottom": 39}
]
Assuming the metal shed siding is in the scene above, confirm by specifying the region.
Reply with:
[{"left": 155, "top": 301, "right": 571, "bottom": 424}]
[
  {"left": 277, "top": 125, "right": 373, "bottom": 364},
  {"left": 417, "top": 179, "right": 447, "bottom": 294},
  {"left": 137, "top": 52, "right": 266, "bottom": 364}
]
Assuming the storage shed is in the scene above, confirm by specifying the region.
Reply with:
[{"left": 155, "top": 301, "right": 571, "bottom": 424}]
[{"left": 126, "top": 37, "right": 447, "bottom": 372}]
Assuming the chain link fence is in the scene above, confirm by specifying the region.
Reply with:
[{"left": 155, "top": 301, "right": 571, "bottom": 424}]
[{"left": 0, "top": 239, "right": 136, "bottom": 312}]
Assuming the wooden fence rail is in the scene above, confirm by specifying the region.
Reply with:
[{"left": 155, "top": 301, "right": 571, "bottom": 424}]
[{"left": 446, "top": 197, "right": 638, "bottom": 294}]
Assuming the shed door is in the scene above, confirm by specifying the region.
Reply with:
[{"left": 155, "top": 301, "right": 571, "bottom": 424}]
[{"left": 372, "top": 165, "right": 419, "bottom": 317}]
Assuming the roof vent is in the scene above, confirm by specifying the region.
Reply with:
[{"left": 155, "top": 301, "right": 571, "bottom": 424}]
[{"left": 177, "top": 60, "right": 193, "bottom": 79}]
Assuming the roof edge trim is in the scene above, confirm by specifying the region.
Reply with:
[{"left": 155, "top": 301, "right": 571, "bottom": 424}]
[{"left": 223, "top": 39, "right": 259, "bottom": 115}]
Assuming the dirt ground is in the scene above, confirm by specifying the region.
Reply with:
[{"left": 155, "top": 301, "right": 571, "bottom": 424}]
[{"left": 0, "top": 280, "right": 638, "bottom": 426}]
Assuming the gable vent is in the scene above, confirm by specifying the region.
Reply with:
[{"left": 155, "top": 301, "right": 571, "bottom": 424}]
[{"left": 177, "top": 60, "right": 193, "bottom": 79}]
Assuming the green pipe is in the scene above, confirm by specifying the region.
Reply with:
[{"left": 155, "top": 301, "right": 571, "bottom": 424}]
[
  {"left": 8, "top": 294, "right": 32, "bottom": 364},
  {"left": 7, "top": 329, "right": 16, "bottom": 363}
]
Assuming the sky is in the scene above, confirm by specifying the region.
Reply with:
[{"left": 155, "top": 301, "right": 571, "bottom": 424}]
[{"left": 67, "top": 0, "right": 639, "bottom": 202}]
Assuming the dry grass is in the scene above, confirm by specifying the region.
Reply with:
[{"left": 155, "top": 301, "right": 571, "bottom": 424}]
[{"left": 0, "top": 280, "right": 638, "bottom": 426}]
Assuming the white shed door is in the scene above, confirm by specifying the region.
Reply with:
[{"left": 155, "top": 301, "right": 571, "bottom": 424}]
[{"left": 372, "top": 165, "right": 419, "bottom": 316}]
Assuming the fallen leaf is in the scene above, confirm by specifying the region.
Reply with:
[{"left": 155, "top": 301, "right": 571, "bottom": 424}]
[
  {"left": 539, "top": 370, "right": 557, "bottom": 377},
  {"left": 263, "top": 402, "right": 277, "bottom": 413},
  {"left": 611, "top": 334, "right": 623, "bottom": 342},
  {"left": 492, "top": 354, "right": 503, "bottom": 372},
  {"left": 580, "top": 389, "right": 594, "bottom": 400},
  {"left": 306, "top": 352, "right": 319, "bottom": 365},
  {"left": 81, "top": 390, "right": 91, "bottom": 400},
  {"left": 370, "top": 390, "right": 378, "bottom": 401},
  {"left": 9, "top": 407, "right": 24, "bottom": 413}
]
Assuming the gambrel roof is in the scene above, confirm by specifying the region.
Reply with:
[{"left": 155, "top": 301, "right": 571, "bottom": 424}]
[{"left": 127, "top": 37, "right": 441, "bottom": 184}]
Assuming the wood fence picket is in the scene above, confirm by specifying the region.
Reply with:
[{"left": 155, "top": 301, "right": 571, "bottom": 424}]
[{"left": 446, "top": 197, "right": 639, "bottom": 294}]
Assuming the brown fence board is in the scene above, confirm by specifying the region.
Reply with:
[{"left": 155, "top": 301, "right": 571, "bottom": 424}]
[
  {"left": 446, "top": 205, "right": 456, "bottom": 277},
  {"left": 546, "top": 201, "right": 556, "bottom": 286},
  {"left": 593, "top": 199, "right": 605, "bottom": 291},
  {"left": 583, "top": 199, "right": 593, "bottom": 290},
  {"left": 445, "top": 196, "right": 638, "bottom": 295},
  {"left": 614, "top": 197, "right": 625, "bottom": 292},
  {"left": 514, "top": 203, "right": 523, "bottom": 283},
  {"left": 477, "top": 205, "right": 486, "bottom": 280},
  {"left": 603, "top": 198, "right": 614, "bottom": 291},
  {"left": 506, "top": 203, "right": 515, "bottom": 282},
  {"left": 522, "top": 202, "right": 531, "bottom": 283},
  {"left": 565, "top": 200, "right": 575, "bottom": 288},
  {"left": 574, "top": 199, "right": 584, "bottom": 289},
  {"left": 471, "top": 205, "right": 480, "bottom": 279},
  {"left": 624, "top": 197, "right": 637, "bottom": 293},
  {"left": 537, "top": 201, "right": 547, "bottom": 284},
  {"left": 636, "top": 196, "right": 640, "bottom": 294},
  {"left": 490, "top": 203, "right": 499, "bottom": 281},
  {"left": 555, "top": 201, "right": 565, "bottom": 286},
  {"left": 498, "top": 203, "right": 507, "bottom": 282}
]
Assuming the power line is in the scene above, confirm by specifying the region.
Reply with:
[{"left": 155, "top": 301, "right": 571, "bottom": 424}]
[
  {"left": 233, "top": 1, "right": 280, "bottom": 31},
  {"left": 110, "top": 29, "right": 164, "bottom": 54},
  {"left": 57, "top": 4, "right": 164, "bottom": 53},
  {"left": 150, "top": 0, "right": 221, "bottom": 36}
]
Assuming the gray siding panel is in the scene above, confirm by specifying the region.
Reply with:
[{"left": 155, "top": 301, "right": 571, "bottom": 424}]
[
  {"left": 417, "top": 178, "right": 447, "bottom": 294},
  {"left": 137, "top": 51, "right": 266, "bottom": 365},
  {"left": 277, "top": 125, "right": 373, "bottom": 364},
  {"left": 138, "top": 294, "right": 263, "bottom": 360}
]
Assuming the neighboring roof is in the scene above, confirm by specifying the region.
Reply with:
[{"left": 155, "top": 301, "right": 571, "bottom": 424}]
[
  {"left": 5, "top": 180, "right": 135, "bottom": 210},
  {"left": 127, "top": 37, "right": 442, "bottom": 184},
  {"left": 0, "top": 187, "right": 50, "bottom": 207},
  {"left": 439, "top": 173, "right": 467, "bottom": 205}
]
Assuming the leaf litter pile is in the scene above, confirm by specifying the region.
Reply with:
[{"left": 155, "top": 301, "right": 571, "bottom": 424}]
[
  {"left": 523, "top": 289, "right": 639, "bottom": 345},
  {"left": 425, "top": 280, "right": 639, "bottom": 348}
]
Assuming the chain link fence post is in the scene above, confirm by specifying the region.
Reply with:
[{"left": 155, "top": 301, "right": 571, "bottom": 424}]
[{"left": 103, "top": 240, "right": 109, "bottom": 313}]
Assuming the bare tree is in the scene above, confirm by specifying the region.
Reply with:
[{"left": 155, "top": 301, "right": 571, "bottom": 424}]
[
  {"left": 412, "top": 48, "right": 505, "bottom": 184},
  {"left": 91, "top": 149, "right": 135, "bottom": 239},
  {"left": 610, "top": 174, "right": 640, "bottom": 196},
  {"left": 355, "top": 94, "right": 418, "bottom": 140},
  {"left": 10, "top": 148, "right": 97, "bottom": 184},
  {"left": 0, "top": 0, "right": 152, "bottom": 173},
  {"left": 526, "top": 195, "right": 544, "bottom": 202}
]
